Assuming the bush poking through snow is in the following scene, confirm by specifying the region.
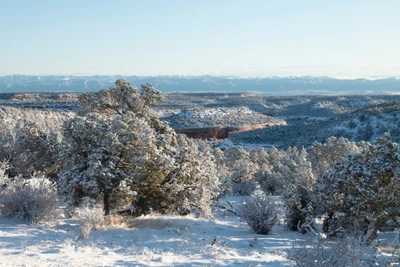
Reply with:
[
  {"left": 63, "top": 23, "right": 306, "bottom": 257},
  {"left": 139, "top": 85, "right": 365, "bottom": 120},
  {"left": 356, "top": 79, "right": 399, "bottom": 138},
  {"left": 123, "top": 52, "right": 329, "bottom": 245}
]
[
  {"left": 238, "top": 195, "right": 278, "bottom": 235},
  {"left": 290, "top": 237, "right": 367, "bottom": 267},
  {"left": 77, "top": 205, "right": 105, "bottom": 240},
  {"left": 0, "top": 177, "right": 60, "bottom": 223}
]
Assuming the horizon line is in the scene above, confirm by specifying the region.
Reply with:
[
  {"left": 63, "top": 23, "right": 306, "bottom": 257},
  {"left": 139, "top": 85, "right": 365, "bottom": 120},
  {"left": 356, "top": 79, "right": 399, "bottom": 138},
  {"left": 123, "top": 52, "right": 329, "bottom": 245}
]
[{"left": 1, "top": 73, "right": 399, "bottom": 81}]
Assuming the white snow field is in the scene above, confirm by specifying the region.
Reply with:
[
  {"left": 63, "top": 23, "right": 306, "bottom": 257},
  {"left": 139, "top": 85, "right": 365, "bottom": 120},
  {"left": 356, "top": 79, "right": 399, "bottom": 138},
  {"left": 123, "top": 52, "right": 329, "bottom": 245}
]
[
  {"left": 0, "top": 197, "right": 296, "bottom": 267},
  {"left": 0, "top": 196, "right": 397, "bottom": 267}
]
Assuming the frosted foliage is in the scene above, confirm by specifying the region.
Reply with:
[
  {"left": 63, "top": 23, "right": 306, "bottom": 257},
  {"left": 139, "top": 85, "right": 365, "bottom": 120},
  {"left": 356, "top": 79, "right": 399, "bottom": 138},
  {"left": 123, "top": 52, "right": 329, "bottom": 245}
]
[
  {"left": 140, "top": 83, "right": 162, "bottom": 106},
  {"left": 222, "top": 146, "right": 258, "bottom": 195},
  {"left": 238, "top": 195, "right": 278, "bottom": 235},
  {"left": 12, "top": 121, "right": 61, "bottom": 177},
  {"left": 77, "top": 205, "right": 105, "bottom": 240},
  {"left": 0, "top": 106, "right": 72, "bottom": 168},
  {"left": 60, "top": 80, "right": 218, "bottom": 216},
  {"left": 317, "top": 133, "right": 400, "bottom": 242},
  {"left": 254, "top": 146, "right": 315, "bottom": 230},
  {"left": 256, "top": 146, "right": 291, "bottom": 196},
  {"left": 0, "top": 161, "right": 9, "bottom": 188},
  {"left": 77, "top": 80, "right": 161, "bottom": 117},
  {"left": 281, "top": 147, "right": 315, "bottom": 230},
  {"left": 309, "top": 136, "right": 362, "bottom": 177},
  {"left": 291, "top": 237, "right": 367, "bottom": 267},
  {"left": 0, "top": 177, "right": 60, "bottom": 223},
  {"left": 212, "top": 148, "right": 231, "bottom": 197},
  {"left": 59, "top": 113, "right": 152, "bottom": 212},
  {"left": 153, "top": 137, "right": 218, "bottom": 215}
]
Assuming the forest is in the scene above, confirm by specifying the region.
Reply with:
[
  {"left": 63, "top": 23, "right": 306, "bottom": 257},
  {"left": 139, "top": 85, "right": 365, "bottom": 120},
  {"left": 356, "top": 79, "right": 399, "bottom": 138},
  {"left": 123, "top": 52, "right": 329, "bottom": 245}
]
[{"left": 0, "top": 80, "right": 399, "bottom": 266}]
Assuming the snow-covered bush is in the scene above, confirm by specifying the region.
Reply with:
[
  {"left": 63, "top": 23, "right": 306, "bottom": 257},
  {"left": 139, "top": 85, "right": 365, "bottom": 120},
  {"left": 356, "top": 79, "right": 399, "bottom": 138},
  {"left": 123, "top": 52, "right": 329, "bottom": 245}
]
[
  {"left": 290, "top": 237, "right": 367, "bottom": 267},
  {"left": 0, "top": 176, "right": 60, "bottom": 223},
  {"left": 238, "top": 194, "right": 278, "bottom": 235},
  {"left": 77, "top": 205, "right": 104, "bottom": 240}
]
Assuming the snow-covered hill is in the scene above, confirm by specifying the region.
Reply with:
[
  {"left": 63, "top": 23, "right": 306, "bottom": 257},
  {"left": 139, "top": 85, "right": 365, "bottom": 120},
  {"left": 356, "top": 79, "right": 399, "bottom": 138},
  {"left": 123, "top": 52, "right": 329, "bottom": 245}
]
[{"left": 161, "top": 107, "right": 286, "bottom": 129}]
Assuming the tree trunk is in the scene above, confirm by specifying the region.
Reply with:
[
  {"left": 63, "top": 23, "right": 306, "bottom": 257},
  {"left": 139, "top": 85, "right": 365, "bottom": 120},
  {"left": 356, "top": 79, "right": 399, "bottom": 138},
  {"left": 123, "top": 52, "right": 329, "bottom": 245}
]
[
  {"left": 104, "top": 191, "right": 110, "bottom": 216},
  {"left": 322, "top": 211, "right": 334, "bottom": 233}
]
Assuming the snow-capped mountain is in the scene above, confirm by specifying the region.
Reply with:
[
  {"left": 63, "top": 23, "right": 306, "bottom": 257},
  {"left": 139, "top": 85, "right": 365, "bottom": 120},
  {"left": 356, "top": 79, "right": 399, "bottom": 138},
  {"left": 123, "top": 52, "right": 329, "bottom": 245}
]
[{"left": 1, "top": 75, "right": 400, "bottom": 95}]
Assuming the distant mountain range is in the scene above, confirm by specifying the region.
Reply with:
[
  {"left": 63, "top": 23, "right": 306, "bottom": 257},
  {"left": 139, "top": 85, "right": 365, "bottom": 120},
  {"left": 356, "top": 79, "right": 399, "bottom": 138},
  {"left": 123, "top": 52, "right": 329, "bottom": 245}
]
[{"left": 1, "top": 75, "right": 400, "bottom": 95}]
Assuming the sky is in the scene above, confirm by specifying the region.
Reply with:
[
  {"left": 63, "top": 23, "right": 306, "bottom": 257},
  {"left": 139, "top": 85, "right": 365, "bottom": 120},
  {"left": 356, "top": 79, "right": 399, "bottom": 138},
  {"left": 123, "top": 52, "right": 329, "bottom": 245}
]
[{"left": 1, "top": 0, "right": 399, "bottom": 78}]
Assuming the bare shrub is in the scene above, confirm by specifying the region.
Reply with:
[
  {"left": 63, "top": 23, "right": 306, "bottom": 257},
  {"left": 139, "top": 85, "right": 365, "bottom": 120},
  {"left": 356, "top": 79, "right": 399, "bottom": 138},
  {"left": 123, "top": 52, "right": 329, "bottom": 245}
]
[
  {"left": 238, "top": 194, "right": 278, "bottom": 235},
  {"left": 290, "top": 237, "right": 367, "bottom": 267},
  {"left": 0, "top": 176, "right": 60, "bottom": 223}
]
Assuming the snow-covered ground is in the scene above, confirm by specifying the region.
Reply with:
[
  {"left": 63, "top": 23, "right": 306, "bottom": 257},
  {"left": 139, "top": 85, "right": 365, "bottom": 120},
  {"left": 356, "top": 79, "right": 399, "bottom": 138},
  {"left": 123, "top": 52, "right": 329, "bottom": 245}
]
[
  {"left": 0, "top": 197, "right": 296, "bottom": 267},
  {"left": 0, "top": 196, "right": 397, "bottom": 266}
]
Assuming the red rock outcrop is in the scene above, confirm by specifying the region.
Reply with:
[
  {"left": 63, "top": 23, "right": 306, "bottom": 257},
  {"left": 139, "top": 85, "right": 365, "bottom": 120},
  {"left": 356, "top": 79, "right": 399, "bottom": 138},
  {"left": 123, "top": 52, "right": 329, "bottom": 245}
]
[
  {"left": 175, "top": 127, "right": 232, "bottom": 139},
  {"left": 175, "top": 124, "right": 274, "bottom": 140}
]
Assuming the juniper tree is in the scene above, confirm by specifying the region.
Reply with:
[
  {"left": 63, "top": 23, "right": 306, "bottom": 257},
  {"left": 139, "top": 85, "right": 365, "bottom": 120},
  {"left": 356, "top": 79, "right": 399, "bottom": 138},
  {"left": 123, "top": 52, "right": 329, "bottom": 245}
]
[
  {"left": 281, "top": 147, "right": 315, "bottom": 231},
  {"left": 316, "top": 133, "right": 400, "bottom": 243},
  {"left": 12, "top": 121, "right": 61, "bottom": 178},
  {"left": 60, "top": 80, "right": 218, "bottom": 216},
  {"left": 222, "top": 146, "right": 258, "bottom": 195},
  {"left": 308, "top": 136, "right": 362, "bottom": 178}
]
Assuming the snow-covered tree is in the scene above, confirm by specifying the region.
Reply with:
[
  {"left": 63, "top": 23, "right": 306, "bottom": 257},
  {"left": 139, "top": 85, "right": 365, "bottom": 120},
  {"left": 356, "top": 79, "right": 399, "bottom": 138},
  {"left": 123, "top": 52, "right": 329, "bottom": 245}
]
[
  {"left": 170, "top": 139, "right": 219, "bottom": 217},
  {"left": 212, "top": 147, "right": 231, "bottom": 197},
  {"left": 256, "top": 146, "right": 288, "bottom": 196},
  {"left": 281, "top": 147, "right": 316, "bottom": 231},
  {"left": 309, "top": 136, "right": 362, "bottom": 178},
  {"left": 60, "top": 80, "right": 218, "bottom": 216},
  {"left": 255, "top": 146, "right": 315, "bottom": 230},
  {"left": 222, "top": 146, "right": 258, "bottom": 195},
  {"left": 316, "top": 133, "right": 400, "bottom": 243},
  {"left": 12, "top": 121, "right": 61, "bottom": 178}
]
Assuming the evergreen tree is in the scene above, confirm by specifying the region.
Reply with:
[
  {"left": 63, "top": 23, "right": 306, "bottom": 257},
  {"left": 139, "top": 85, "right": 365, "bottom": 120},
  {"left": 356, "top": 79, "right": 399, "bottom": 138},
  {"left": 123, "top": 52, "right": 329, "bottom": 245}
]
[
  {"left": 309, "top": 136, "right": 362, "bottom": 177},
  {"left": 281, "top": 147, "right": 315, "bottom": 231},
  {"left": 316, "top": 133, "right": 400, "bottom": 243},
  {"left": 60, "top": 80, "right": 218, "bottom": 215},
  {"left": 13, "top": 121, "right": 61, "bottom": 178}
]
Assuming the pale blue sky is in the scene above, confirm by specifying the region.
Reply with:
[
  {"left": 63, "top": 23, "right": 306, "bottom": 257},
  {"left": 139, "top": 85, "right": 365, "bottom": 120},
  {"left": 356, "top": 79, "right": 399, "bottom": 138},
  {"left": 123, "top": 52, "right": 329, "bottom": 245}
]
[{"left": 1, "top": 0, "right": 399, "bottom": 77}]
